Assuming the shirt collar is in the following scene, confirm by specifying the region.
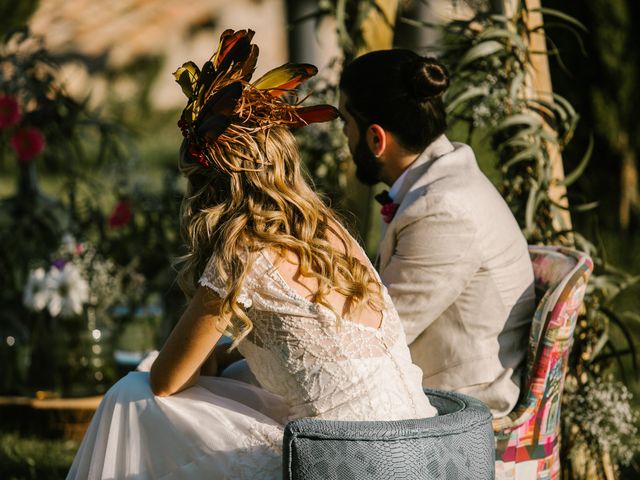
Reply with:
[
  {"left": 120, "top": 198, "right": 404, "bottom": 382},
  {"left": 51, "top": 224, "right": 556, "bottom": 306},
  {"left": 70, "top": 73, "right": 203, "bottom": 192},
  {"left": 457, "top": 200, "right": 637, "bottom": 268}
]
[{"left": 388, "top": 168, "right": 409, "bottom": 202}]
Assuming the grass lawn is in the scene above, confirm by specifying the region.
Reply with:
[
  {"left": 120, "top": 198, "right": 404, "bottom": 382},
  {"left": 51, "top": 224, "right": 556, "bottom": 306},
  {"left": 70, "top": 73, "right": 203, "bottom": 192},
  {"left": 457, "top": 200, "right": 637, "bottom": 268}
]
[{"left": 0, "top": 431, "right": 79, "bottom": 479}]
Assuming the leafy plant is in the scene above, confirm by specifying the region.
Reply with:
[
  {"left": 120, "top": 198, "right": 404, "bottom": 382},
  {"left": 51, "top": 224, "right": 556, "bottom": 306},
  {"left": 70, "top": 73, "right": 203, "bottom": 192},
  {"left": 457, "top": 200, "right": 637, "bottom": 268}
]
[
  {"left": 0, "top": 27, "right": 133, "bottom": 304},
  {"left": 0, "top": 431, "right": 79, "bottom": 480}
]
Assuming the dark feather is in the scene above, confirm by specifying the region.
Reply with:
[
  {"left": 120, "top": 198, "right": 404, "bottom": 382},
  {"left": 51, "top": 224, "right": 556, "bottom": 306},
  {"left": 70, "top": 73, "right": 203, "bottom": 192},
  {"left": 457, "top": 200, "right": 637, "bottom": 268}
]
[
  {"left": 196, "top": 82, "right": 243, "bottom": 139},
  {"left": 238, "top": 44, "right": 259, "bottom": 82},
  {"left": 197, "top": 82, "right": 242, "bottom": 128},
  {"left": 196, "top": 60, "right": 216, "bottom": 109},
  {"left": 197, "top": 115, "right": 233, "bottom": 142},
  {"left": 216, "top": 39, "right": 253, "bottom": 76},
  {"left": 214, "top": 29, "right": 256, "bottom": 70}
]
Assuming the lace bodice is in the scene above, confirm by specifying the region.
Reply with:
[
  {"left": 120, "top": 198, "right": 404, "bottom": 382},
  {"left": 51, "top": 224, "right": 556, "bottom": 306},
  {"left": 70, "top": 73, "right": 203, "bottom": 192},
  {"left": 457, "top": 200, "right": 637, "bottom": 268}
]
[{"left": 199, "top": 251, "right": 436, "bottom": 422}]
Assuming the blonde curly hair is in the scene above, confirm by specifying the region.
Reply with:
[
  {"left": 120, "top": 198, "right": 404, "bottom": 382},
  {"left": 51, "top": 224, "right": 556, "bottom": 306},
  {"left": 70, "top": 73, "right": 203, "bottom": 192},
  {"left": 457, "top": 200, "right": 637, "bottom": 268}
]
[{"left": 175, "top": 126, "right": 384, "bottom": 344}]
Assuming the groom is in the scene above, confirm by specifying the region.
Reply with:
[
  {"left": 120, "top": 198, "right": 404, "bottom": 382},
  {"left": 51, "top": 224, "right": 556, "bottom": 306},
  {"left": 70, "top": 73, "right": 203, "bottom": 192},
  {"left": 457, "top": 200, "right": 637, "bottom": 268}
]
[{"left": 339, "top": 50, "right": 536, "bottom": 417}]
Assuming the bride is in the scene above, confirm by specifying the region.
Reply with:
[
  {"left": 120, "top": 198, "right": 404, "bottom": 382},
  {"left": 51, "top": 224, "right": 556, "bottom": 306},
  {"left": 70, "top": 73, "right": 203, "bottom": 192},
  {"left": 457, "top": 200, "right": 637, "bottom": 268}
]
[{"left": 67, "top": 29, "right": 436, "bottom": 479}]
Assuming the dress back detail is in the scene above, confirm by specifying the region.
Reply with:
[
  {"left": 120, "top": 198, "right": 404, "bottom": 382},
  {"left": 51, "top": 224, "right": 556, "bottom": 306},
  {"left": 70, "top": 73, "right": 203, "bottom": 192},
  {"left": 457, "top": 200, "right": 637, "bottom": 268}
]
[{"left": 199, "top": 250, "right": 436, "bottom": 421}]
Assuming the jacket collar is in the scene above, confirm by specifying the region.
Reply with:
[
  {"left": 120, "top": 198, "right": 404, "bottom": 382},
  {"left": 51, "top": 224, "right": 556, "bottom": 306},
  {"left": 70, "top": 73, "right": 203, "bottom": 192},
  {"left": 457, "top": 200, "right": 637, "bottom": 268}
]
[{"left": 392, "top": 134, "right": 455, "bottom": 207}]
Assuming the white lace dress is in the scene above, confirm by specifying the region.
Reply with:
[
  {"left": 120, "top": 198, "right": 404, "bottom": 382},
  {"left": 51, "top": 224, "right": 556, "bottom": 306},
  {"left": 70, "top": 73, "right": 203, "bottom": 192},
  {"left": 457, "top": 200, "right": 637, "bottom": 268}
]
[{"left": 67, "top": 251, "right": 436, "bottom": 479}]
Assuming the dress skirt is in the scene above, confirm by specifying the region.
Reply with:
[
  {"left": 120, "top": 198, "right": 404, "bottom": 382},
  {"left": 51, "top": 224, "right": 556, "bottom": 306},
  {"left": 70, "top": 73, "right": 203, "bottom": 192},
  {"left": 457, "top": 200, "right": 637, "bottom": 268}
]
[{"left": 67, "top": 372, "right": 287, "bottom": 479}]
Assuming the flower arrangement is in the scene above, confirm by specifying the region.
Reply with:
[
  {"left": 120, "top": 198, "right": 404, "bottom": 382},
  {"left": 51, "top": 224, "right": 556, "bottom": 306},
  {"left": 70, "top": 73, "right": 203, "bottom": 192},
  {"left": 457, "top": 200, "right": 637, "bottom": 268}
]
[
  {"left": 18, "top": 234, "right": 124, "bottom": 396},
  {"left": 23, "top": 235, "right": 121, "bottom": 321},
  {"left": 564, "top": 375, "right": 640, "bottom": 473},
  {"left": 23, "top": 264, "right": 89, "bottom": 319}
]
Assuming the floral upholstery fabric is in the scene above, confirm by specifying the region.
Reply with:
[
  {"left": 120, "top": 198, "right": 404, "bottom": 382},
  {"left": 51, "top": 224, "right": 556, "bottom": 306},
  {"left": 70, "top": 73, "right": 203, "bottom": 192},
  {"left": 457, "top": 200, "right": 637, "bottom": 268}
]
[{"left": 494, "top": 246, "right": 593, "bottom": 479}]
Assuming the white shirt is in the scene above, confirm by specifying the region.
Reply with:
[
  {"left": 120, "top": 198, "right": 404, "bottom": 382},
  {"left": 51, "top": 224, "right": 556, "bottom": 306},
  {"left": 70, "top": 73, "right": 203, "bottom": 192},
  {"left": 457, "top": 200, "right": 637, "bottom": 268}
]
[{"left": 388, "top": 168, "right": 409, "bottom": 202}]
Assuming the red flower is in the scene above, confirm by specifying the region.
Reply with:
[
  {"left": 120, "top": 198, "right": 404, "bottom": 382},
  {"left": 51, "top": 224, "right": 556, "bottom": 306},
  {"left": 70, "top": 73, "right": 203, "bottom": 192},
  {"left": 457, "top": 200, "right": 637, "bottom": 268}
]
[
  {"left": 108, "top": 200, "right": 133, "bottom": 228},
  {"left": 380, "top": 202, "right": 399, "bottom": 224},
  {"left": 0, "top": 95, "right": 21, "bottom": 129},
  {"left": 10, "top": 127, "right": 46, "bottom": 163}
]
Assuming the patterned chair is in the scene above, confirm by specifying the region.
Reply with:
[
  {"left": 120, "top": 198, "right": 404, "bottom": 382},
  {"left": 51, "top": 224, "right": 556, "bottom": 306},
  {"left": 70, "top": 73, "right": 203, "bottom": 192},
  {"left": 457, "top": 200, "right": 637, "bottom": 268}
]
[
  {"left": 494, "top": 245, "right": 593, "bottom": 479},
  {"left": 283, "top": 388, "right": 495, "bottom": 480}
]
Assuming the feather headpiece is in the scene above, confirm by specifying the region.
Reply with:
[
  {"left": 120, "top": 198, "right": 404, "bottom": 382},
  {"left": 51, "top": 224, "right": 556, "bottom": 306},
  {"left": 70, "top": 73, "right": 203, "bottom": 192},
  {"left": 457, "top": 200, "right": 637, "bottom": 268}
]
[{"left": 175, "top": 29, "right": 338, "bottom": 169}]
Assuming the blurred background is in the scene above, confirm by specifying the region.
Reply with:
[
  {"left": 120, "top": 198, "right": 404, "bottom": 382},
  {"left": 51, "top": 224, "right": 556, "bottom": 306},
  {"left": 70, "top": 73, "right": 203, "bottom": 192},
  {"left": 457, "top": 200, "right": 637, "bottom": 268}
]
[{"left": 0, "top": 0, "right": 638, "bottom": 478}]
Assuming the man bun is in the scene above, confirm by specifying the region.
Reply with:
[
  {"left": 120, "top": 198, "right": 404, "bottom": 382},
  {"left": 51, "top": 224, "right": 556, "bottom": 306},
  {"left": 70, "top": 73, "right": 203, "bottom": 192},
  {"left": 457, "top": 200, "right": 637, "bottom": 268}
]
[
  {"left": 340, "top": 49, "right": 449, "bottom": 152},
  {"left": 408, "top": 57, "right": 450, "bottom": 99}
]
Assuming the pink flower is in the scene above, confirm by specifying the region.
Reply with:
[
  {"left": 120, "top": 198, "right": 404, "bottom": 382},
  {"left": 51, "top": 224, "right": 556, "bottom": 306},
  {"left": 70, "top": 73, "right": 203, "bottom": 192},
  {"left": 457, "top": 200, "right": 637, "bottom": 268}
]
[
  {"left": 108, "top": 200, "right": 133, "bottom": 228},
  {"left": 0, "top": 95, "right": 21, "bottom": 129},
  {"left": 380, "top": 202, "right": 399, "bottom": 224},
  {"left": 10, "top": 127, "right": 46, "bottom": 163}
]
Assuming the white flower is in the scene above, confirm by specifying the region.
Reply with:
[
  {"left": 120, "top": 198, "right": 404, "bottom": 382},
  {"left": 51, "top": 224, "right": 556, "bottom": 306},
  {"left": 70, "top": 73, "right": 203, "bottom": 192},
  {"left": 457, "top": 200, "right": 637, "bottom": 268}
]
[
  {"left": 45, "top": 263, "right": 90, "bottom": 318},
  {"left": 60, "top": 233, "right": 76, "bottom": 251},
  {"left": 23, "top": 267, "right": 50, "bottom": 312}
]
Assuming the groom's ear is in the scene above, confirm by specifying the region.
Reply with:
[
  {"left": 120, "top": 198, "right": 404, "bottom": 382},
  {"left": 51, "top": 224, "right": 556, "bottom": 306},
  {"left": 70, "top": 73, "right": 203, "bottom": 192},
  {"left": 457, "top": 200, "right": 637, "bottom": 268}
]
[{"left": 366, "top": 124, "right": 387, "bottom": 158}]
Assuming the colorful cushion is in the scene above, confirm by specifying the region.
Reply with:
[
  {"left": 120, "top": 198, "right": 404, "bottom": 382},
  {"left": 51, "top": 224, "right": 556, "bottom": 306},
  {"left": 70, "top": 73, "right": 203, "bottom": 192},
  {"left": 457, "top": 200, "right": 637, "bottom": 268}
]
[{"left": 494, "top": 246, "right": 593, "bottom": 480}]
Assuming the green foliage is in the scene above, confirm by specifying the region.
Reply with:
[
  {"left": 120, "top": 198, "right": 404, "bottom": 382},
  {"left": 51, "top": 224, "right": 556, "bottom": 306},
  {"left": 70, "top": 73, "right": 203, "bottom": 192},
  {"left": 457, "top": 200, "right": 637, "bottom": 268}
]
[
  {"left": 438, "top": 7, "right": 583, "bottom": 241},
  {"left": 545, "top": 0, "right": 640, "bottom": 233},
  {"left": 0, "top": 29, "right": 133, "bottom": 178},
  {"left": 585, "top": 0, "right": 639, "bottom": 164},
  {"left": 0, "top": 431, "right": 77, "bottom": 480},
  {"left": 0, "top": 0, "right": 39, "bottom": 35},
  {"left": 0, "top": 28, "right": 133, "bottom": 360}
]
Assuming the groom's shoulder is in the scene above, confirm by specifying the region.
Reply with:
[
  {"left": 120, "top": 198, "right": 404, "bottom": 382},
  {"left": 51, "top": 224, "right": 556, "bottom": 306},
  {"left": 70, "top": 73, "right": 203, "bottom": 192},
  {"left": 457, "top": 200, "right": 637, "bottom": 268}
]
[
  {"left": 397, "top": 146, "right": 496, "bottom": 223},
  {"left": 398, "top": 186, "right": 475, "bottom": 228}
]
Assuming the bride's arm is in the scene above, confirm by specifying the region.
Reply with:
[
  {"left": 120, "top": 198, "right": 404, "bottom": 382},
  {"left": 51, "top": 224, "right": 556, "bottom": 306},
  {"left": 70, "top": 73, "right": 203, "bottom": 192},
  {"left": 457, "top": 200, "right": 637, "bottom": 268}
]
[{"left": 150, "top": 286, "right": 224, "bottom": 396}]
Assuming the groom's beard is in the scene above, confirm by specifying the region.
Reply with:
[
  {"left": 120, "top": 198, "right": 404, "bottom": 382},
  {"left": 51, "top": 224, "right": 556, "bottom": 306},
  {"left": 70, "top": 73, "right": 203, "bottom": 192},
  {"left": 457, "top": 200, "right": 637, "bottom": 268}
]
[{"left": 352, "top": 137, "right": 381, "bottom": 186}]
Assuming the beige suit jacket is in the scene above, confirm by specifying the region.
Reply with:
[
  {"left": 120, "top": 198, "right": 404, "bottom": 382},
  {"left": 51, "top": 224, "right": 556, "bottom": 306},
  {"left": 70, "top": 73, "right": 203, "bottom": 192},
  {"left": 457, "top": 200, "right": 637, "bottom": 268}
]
[{"left": 378, "top": 135, "right": 535, "bottom": 417}]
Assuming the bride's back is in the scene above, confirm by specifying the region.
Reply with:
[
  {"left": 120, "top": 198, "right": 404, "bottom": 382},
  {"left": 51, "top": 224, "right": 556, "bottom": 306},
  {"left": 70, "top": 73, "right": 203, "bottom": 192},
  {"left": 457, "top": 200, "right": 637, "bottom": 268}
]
[
  {"left": 270, "top": 220, "right": 383, "bottom": 330},
  {"left": 199, "top": 244, "right": 435, "bottom": 422}
]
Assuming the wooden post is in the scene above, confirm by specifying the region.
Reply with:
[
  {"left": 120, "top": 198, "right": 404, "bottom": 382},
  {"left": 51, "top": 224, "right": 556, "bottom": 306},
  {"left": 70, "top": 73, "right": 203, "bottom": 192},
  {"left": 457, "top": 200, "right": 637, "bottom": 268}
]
[
  {"left": 500, "top": 0, "right": 573, "bottom": 234},
  {"left": 285, "top": 0, "right": 319, "bottom": 64},
  {"left": 358, "top": 0, "right": 399, "bottom": 54},
  {"left": 525, "top": 0, "right": 573, "bottom": 234}
]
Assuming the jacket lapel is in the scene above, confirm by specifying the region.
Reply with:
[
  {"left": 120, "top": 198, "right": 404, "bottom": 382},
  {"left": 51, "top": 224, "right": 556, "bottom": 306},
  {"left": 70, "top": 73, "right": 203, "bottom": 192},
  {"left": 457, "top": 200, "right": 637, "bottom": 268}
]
[{"left": 377, "top": 135, "right": 455, "bottom": 271}]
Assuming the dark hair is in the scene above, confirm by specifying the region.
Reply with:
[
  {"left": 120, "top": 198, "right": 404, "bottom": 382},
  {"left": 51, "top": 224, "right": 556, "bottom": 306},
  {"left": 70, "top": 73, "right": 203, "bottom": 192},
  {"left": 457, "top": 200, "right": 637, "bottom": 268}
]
[{"left": 339, "top": 49, "right": 449, "bottom": 153}]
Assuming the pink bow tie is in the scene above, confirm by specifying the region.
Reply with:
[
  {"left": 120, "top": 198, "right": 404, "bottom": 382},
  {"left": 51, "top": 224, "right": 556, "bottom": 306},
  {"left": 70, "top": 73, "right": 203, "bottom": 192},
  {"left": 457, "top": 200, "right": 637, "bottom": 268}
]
[{"left": 374, "top": 190, "right": 399, "bottom": 224}]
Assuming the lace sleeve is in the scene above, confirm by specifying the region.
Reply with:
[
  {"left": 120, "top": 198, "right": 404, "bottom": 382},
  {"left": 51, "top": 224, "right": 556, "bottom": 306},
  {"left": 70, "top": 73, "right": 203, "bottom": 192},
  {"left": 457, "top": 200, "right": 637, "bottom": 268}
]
[{"left": 198, "top": 256, "right": 254, "bottom": 309}]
